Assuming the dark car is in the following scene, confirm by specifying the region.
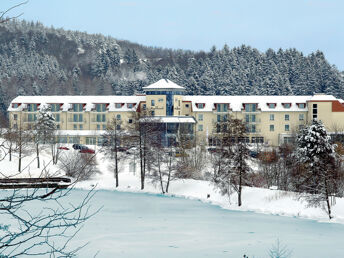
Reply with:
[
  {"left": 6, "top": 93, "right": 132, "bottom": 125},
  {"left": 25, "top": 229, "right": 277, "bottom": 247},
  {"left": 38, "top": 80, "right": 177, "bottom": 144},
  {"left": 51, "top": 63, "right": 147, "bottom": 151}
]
[
  {"left": 249, "top": 150, "right": 259, "bottom": 158},
  {"left": 80, "top": 148, "right": 95, "bottom": 154},
  {"left": 72, "top": 144, "right": 85, "bottom": 150}
]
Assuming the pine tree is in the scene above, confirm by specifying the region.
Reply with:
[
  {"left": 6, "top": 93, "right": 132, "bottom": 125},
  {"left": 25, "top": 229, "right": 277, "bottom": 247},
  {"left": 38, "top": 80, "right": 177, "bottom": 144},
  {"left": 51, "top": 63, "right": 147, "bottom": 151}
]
[{"left": 293, "top": 120, "right": 342, "bottom": 219}]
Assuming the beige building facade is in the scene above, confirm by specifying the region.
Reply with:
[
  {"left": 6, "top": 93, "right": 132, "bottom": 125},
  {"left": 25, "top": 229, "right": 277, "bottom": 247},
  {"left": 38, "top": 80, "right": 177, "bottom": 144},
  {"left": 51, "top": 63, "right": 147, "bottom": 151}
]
[{"left": 7, "top": 79, "right": 344, "bottom": 146}]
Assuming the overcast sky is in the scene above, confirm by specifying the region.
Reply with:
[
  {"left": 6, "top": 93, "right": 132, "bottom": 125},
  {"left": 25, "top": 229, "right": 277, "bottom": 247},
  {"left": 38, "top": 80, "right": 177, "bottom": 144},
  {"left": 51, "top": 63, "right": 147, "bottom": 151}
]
[{"left": 2, "top": 0, "right": 344, "bottom": 70}]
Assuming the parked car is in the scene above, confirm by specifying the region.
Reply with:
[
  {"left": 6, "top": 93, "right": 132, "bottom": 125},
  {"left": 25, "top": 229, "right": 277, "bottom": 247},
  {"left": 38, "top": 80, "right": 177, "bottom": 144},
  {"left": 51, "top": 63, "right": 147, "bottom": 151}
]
[
  {"left": 249, "top": 150, "right": 259, "bottom": 158},
  {"left": 58, "top": 146, "right": 69, "bottom": 150},
  {"left": 80, "top": 148, "right": 95, "bottom": 154},
  {"left": 72, "top": 144, "right": 85, "bottom": 150}
]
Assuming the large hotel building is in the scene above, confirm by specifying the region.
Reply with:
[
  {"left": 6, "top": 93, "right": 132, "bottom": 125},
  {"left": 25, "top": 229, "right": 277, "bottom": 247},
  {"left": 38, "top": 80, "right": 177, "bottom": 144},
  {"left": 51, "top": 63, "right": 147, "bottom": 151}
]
[{"left": 7, "top": 79, "right": 344, "bottom": 146}]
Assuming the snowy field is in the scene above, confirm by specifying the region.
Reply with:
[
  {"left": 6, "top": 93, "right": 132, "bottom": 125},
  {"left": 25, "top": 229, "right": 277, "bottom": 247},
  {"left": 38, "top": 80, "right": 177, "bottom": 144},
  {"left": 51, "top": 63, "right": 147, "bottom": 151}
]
[{"left": 2, "top": 144, "right": 344, "bottom": 257}]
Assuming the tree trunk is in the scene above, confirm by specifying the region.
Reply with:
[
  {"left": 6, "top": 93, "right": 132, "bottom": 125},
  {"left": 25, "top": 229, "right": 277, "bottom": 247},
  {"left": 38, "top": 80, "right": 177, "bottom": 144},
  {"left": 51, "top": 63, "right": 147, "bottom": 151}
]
[
  {"left": 165, "top": 155, "right": 172, "bottom": 193},
  {"left": 115, "top": 148, "right": 119, "bottom": 187},
  {"left": 139, "top": 134, "right": 144, "bottom": 190},
  {"left": 36, "top": 143, "right": 40, "bottom": 169},
  {"left": 18, "top": 142, "right": 22, "bottom": 172},
  {"left": 158, "top": 154, "right": 164, "bottom": 194},
  {"left": 324, "top": 178, "right": 332, "bottom": 219},
  {"left": 9, "top": 143, "right": 12, "bottom": 161}
]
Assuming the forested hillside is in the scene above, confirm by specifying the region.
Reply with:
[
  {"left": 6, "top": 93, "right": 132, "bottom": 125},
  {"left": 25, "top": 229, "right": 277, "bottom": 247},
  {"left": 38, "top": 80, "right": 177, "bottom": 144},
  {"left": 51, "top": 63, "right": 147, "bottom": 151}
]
[{"left": 1, "top": 19, "right": 344, "bottom": 117}]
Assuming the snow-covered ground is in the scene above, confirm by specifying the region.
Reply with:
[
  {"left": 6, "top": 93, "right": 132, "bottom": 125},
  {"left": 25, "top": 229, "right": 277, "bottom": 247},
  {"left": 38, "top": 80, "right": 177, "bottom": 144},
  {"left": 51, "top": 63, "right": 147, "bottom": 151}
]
[{"left": 2, "top": 144, "right": 344, "bottom": 224}]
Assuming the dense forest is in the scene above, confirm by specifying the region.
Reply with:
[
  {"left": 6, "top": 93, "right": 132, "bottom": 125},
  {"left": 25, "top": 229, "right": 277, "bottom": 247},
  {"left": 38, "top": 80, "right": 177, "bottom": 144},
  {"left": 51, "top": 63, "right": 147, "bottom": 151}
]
[{"left": 0, "top": 19, "right": 344, "bottom": 117}]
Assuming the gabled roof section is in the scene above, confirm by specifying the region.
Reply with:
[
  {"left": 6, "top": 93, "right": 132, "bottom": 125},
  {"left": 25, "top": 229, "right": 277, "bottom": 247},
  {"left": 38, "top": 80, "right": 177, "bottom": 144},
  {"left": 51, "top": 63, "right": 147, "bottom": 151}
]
[{"left": 142, "top": 79, "right": 185, "bottom": 90}]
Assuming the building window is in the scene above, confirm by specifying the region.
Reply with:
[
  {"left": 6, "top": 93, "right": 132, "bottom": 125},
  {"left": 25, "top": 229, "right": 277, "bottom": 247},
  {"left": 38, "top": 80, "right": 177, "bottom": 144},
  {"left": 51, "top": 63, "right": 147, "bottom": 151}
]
[
  {"left": 285, "top": 114, "right": 289, "bottom": 121},
  {"left": 151, "top": 111, "right": 155, "bottom": 116},
  {"left": 13, "top": 103, "right": 19, "bottom": 108},
  {"left": 285, "top": 124, "right": 290, "bottom": 131},
  {"left": 54, "top": 114, "right": 60, "bottom": 122},
  {"left": 97, "top": 124, "right": 100, "bottom": 130},
  {"left": 198, "top": 114, "right": 203, "bottom": 121},
  {"left": 217, "top": 104, "right": 228, "bottom": 112},
  {"left": 73, "top": 114, "right": 83, "bottom": 122},
  {"left": 13, "top": 114, "right": 17, "bottom": 121},
  {"left": 79, "top": 124, "right": 83, "bottom": 130},
  {"left": 313, "top": 104, "right": 318, "bottom": 120},
  {"left": 102, "top": 124, "right": 106, "bottom": 130},
  {"left": 298, "top": 103, "right": 306, "bottom": 109},
  {"left": 246, "top": 114, "right": 256, "bottom": 123},
  {"left": 246, "top": 124, "right": 256, "bottom": 133},
  {"left": 158, "top": 98, "right": 163, "bottom": 102},
  {"left": 51, "top": 104, "right": 60, "bottom": 112},
  {"left": 73, "top": 103, "right": 83, "bottom": 112},
  {"left": 128, "top": 119, "right": 133, "bottom": 124},
  {"left": 283, "top": 103, "right": 291, "bottom": 108},
  {"left": 73, "top": 124, "right": 77, "bottom": 130},
  {"left": 198, "top": 103, "right": 204, "bottom": 109},
  {"left": 299, "top": 114, "right": 304, "bottom": 121},
  {"left": 27, "top": 104, "right": 38, "bottom": 112},
  {"left": 245, "top": 103, "right": 256, "bottom": 112},
  {"left": 252, "top": 137, "right": 264, "bottom": 143},
  {"left": 270, "top": 125, "right": 274, "bottom": 132},
  {"left": 128, "top": 103, "right": 134, "bottom": 108},
  {"left": 299, "top": 125, "right": 304, "bottom": 131},
  {"left": 116, "top": 114, "right": 121, "bottom": 120},
  {"left": 151, "top": 100, "right": 155, "bottom": 106},
  {"left": 115, "top": 103, "right": 122, "bottom": 109},
  {"left": 96, "top": 103, "right": 106, "bottom": 112},
  {"left": 270, "top": 114, "right": 274, "bottom": 121},
  {"left": 185, "top": 104, "right": 189, "bottom": 108},
  {"left": 198, "top": 124, "right": 203, "bottom": 131},
  {"left": 268, "top": 103, "right": 276, "bottom": 109},
  {"left": 28, "top": 114, "right": 37, "bottom": 122},
  {"left": 143, "top": 104, "right": 146, "bottom": 110},
  {"left": 56, "top": 124, "right": 60, "bottom": 129},
  {"left": 284, "top": 137, "right": 294, "bottom": 144},
  {"left": 116, "top": 124, "right": 121, "bottom": 130}
]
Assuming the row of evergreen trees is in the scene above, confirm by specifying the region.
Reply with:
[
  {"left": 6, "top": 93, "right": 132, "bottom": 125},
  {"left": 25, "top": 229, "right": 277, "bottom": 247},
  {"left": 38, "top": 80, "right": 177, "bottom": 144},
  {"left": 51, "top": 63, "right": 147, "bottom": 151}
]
[{"left": 0, "top": 19, "right": 343, "bottom": 117}]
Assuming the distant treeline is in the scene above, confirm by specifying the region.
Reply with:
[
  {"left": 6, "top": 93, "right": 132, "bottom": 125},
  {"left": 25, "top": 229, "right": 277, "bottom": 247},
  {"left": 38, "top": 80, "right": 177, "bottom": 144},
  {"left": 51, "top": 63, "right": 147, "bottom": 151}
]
[{"left": 0, "top": 19, "right": 343, "bottom": 117}]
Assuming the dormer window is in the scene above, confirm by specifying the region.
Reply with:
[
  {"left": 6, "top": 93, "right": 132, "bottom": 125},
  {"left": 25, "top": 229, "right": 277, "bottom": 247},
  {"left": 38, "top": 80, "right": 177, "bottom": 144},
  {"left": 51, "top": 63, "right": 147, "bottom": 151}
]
[
  {"left": 96, "top": 103, "right": 106, "bottom": 112},
  {"left": 268, "top": 103, "right": 276, "bottom": 109},
  {"left": 12, "top": 103, "right": 19, "bottom": 108},
  {"left": 244, "top": 103, "right": 257, "bottom": 112},
  {"left": 282, "top": 103, "right": 291, "bottom": 109},
  {"left": 27, "top": 104, "right": 38, "bottom": 112},
  {"left": 127, "top": 103, "right": 134, "bottom": 108},
  {"left": 297, "top": 103, "right": 306, "bottom": 109},
  {"left": 216, "top": 103, "right": 229, "bottom": 112},
  {"left": 197, "top": 103, "right": 205, "bottom": 109},
  {"left": 115, "top": 103, "right": 122, "bottom": 109},
  {"left": 50, "top": 103, "right": 61, "bottom": 112},
  {"left": 72, "top": 103, "right": 84, "bottom": 112}
]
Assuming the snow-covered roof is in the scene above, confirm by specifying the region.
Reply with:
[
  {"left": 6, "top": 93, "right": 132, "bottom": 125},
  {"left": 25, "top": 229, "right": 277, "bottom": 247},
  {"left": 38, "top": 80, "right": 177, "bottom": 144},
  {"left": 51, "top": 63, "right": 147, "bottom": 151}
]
[
  {"left": 8, "top": 96, "right": 146, "bottom": 112},
  {"left": 308, "top": 94, "right": 338, "bottom": 101},
  {"left": 184, "top": 95, "right": 314, "bottom": 112},
  {"left": 142, "top": 79, "right": 185, "bottom": 90},
  {"left": 8, "top": 93, "right": 341, "bottom": 113}
]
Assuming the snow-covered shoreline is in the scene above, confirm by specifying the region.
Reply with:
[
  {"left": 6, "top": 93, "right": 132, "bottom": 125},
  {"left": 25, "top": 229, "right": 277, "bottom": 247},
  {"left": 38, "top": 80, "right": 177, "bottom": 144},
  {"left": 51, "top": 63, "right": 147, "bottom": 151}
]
[
  {"left": 75, "top": 166, "right": 344, "bottom": 225},
  {"left": 2, "top": 146, "right": 344, "bottom": 225}
]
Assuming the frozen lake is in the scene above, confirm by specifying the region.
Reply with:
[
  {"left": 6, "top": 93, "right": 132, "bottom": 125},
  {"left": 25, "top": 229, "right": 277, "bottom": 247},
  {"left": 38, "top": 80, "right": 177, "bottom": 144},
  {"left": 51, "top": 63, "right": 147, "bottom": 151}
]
[{"left": 67, "top": 189, "right": 344, "bottom": 258}]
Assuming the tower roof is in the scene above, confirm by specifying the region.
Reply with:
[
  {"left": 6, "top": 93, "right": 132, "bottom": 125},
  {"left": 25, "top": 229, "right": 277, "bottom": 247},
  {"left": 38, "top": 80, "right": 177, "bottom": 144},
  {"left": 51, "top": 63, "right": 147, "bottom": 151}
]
[{"left": 142, "top": 79, "right": 185, "bottom": 90}]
